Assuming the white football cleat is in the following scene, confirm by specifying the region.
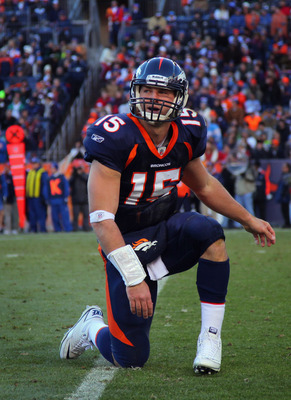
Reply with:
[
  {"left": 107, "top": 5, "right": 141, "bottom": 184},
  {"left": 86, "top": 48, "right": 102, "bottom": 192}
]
[
  {"left": 60, "top": 305, "right": 104, "bottom": 359},
  {"left": 193, "top": 328, "right": 222, "bottom": 374}
]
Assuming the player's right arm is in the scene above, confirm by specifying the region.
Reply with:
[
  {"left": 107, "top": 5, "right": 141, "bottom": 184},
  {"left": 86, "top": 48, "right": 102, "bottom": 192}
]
[
  {"left": 88, "top": 159, "right": 153, "bottom": 319},
  {"left": 88, "top": 159, "right": 125, "bottom": 254}
]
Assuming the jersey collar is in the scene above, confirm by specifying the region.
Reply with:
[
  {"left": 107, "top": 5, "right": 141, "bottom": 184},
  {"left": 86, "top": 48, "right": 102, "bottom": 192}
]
[{"left": 128, "top": 114, "right": 178, "bottom": 159}]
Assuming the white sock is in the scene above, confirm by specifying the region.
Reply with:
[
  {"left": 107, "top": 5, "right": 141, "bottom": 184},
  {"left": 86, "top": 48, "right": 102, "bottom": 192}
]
[
  {"left": 200, "top": 302, "right": 225, "bottom": 337},
  {"left": 88, "top": 320, "right": 107, "bottom": 346}
]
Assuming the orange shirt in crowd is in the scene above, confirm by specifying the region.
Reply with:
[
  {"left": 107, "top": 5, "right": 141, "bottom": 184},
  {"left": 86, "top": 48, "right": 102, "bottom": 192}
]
[{"left": 244, "top": 114, "right": 262, "bottom": 131}]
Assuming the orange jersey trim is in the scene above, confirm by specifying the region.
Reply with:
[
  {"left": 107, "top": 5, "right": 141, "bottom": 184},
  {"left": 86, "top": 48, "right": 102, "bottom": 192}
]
[
  {"left": 105, "top": 270, "right": 134, "bottom": 347},
  {"left": 128, "top": 114, "right": 178, "bottom": 159},
  {"left": 184, "top": 141, "right": 193, "bottom": 160},
  {"left": 125, "top": 144, "right": 138, "bottom": 168}
]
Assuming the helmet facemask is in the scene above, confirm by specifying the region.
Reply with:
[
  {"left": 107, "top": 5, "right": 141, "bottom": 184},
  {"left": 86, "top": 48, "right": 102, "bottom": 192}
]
[
  {"left": 132, "top": 85, "right": 187, "bottom": 123},
  {"left": 129, "top": 58, "right": 189, "bottom": 123}
]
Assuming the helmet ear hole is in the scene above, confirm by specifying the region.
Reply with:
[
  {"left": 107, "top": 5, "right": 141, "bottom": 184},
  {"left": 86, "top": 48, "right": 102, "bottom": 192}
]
[{"left": 129, "top": 57, "right": 189, "bottom": 122}]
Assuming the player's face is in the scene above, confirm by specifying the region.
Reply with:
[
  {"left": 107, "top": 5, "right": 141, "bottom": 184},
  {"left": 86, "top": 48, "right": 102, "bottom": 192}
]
[{"left": 139, "top": 85, "right": 176, "bottom": 116}]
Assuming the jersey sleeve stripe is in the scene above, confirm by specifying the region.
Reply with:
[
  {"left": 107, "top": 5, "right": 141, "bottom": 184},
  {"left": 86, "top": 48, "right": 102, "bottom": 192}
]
[
  {"left": 184, "top": 141, "right": 193, "bottom": 160},
  {"left": 125, "top": 144, "right": 138, "bottom": 168}
]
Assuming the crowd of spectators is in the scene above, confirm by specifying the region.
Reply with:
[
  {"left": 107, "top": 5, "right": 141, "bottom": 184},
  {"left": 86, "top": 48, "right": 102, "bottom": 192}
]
[
  {"left": 0, "top": 0, "right": 88, "bottom": 163},
  {"left": 94, "top": 1, "right": 291, "bottom": 168},
  {"left": 79, "top": 0, "right": 291, "bottom": 227}
]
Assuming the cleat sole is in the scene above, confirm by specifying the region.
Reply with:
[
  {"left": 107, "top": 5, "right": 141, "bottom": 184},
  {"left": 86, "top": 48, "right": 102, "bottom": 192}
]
[{"left": 194, "top": 365, "right": 219, "bottom": 375}]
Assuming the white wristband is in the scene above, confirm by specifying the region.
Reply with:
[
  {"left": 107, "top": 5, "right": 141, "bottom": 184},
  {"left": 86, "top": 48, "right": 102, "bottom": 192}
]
[
  {"left": 107, "top": 245, "right": 146, "bottom": 287},
  {"left": 90, "top": 210, "right": 115, "bottom": 223}
]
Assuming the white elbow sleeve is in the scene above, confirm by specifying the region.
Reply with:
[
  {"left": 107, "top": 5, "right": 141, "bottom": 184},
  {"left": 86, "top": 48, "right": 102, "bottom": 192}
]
[{"left": 107, "top": 245, "right": 146, "bottom": 287}]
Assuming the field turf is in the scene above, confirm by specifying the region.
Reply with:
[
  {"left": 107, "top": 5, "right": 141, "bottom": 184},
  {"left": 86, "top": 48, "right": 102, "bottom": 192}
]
[{"left": 0, "top": 229, "right": 290, "bottom": 400}]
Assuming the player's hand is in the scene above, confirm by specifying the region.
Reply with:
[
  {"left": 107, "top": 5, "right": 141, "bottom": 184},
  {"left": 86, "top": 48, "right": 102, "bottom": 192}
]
[
  {"left": 242, "top": 216, "right": 276, "bottom": 247},
  {"left": 126, "top": 281, "right": 153, "bottom": 319}
]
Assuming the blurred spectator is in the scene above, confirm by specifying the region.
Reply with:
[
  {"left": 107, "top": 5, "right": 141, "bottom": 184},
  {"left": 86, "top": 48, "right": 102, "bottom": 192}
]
[
  {"left": 258, "top": 8, "right": 272, "bottom": 35},
  {"left": 244, "top": 108, "right": 262, "bottom": 132},
  {"left": 33, "top": 1, "right": 47, "bottom": 24},
  {"left": 48, "top": 162, "right": 72, "bottom": 232},
  {"left": 169, "top": 40, "right": 186, "bottom": 64},
  {"left": 201, "top": 139, "right": 221, "bottom": 165},
  {"left": 0, "top": 88, "right": 6, "bottom": 118},
  {"left": 66, "top": 53, "right": 88, "bottom": 97},
  {"left": 245, "top": 7, "right": 260, "bottom": 33},
  {"left": 95, "top": 88, "right": 111, "bottom": 108},
  {"left": 1, "top": 109, "right": 18, "bottom": 131},
  {"left": 250, "top": 138, "right": 269, "bottom": 161},
  {"left": 46, "top": 0, "right": 65, "bottom": 25},
  {"left": 147, "top": 12, "right": 167, "bottom": 33},
  {"left": 43, "top": 64, "right": 53, "bottom": 83},
  {"left": 280, "top": 76, "right": 291, "bottom": 108},
  {"left": 214, "top": 3, "right": 229, "bottom": 28},
  {"left": 118, "top": 90, "right": 130, "bottom": 114},
  {"left": 226, "top": 99, "right": 245, "bottom": 127},
  {"left": 57, "top": 11, "right": 72, "bottom": 43},
  {"left": 220, "top": 149, "right": 236, "bottom": 228},
  {"left": 0, "top": 169, "right": 8, "bottom": 233},
  {"left": 233, "top": 156, "right": 256, "bottom": 228},
  {"left": 279, "top": 0, "right": 291, "bottom": 16},
  {"left": 255, "top": 121, "right": 274, "bottom": 143},
  {"left": 270, "top": 6, "right": 288, "bottom": 38},
  {"left": 0, "top": 133, "right": 8, "bottom": 163},
  {"left": 267, "top": 132, "right": 285, "bottom": 158},
  {"left": 7, "top": 91, "right": 26, "bottom": 120},
  {"left": 275, "top": 162, "right": 291, "bottom": 228},
  {"left": 229, "top": 8, "right": 246, "bottom": 33},
  {"left": 3, "top": 163, "right": 18, "bottom": 234},
  {"left": 262, "top": 72, "right": 282, "bottom": 109},
  {"left": 69, "top": 160, "right": 90, "bottom": 232},
  {"left": 181, "top": 0, "right": 193, "bottom": 16},
  {"left": 25, "top": 157, "right": 49, "bottom": 232},
  {"left": 99, "top": 43, "right": 117, "bottom": 79},
  {"left": 67, "top": 139, "right": 86, "bottom": 162},
  {"left": 253, "top": 160, "right": 267, "bottom": 220},
  {"left": 131, "top": 3, "right": 144, "bottom": 24},
  {"left": 106, "top": 0, "right": 123, "bottom": 46},
  {"left": 276, "top": 119, "right": 290, "bottom": 147},
  {"left": 244, "top": 92, "right": 261, "bottom": 115},
  {"left": 198, "top": 98, "right": 211, "bottom": 124},
  {"left": 207, "top": 110, "right": 223, "bottom": 150}
]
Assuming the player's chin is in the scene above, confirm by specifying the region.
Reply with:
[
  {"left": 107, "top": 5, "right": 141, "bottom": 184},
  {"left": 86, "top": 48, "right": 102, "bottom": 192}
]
[{"left": 146, "top": 119, "right": 165, "bottom": 127}]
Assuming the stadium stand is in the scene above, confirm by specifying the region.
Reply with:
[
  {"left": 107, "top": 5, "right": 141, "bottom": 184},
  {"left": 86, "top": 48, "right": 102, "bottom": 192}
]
[{"left": 0, "top": 0, "right": 92, "bottom": 163}]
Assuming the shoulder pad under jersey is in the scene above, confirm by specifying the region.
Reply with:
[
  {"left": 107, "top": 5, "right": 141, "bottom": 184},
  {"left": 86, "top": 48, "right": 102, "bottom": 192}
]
[
  {"left": 175, "top": 108, "right": 207, "bottom": 158},
  {"left": 84, "top": 113, "right": 137, "bottom": 172}
]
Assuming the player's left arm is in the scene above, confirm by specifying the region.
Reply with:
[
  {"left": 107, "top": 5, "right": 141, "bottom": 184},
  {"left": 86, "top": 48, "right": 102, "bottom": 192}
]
[{"left": 182, "top": 158, "right": 276, "bottom": 247}]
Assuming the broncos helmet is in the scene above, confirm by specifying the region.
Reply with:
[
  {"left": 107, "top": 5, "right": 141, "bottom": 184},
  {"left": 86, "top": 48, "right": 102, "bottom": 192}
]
[{"left": 129, "top": 57, "right": 189, "bottom": 122}]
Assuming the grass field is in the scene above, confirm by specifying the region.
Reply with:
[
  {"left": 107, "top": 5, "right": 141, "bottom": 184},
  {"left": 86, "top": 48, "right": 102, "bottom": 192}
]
[{"left": 0, "top": 229, "right": 290, "bottom": 400}]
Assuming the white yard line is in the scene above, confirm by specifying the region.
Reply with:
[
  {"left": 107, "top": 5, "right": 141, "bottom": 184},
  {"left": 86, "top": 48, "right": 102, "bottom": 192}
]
[{"left": 66, "top": 276, "right": 169, "bottom": 400}]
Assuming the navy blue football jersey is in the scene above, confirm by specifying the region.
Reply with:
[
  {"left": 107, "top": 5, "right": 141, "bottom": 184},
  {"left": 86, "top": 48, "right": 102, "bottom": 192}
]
[{"left": 84, "top": 110, "right": 207, "bottom": 232}]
